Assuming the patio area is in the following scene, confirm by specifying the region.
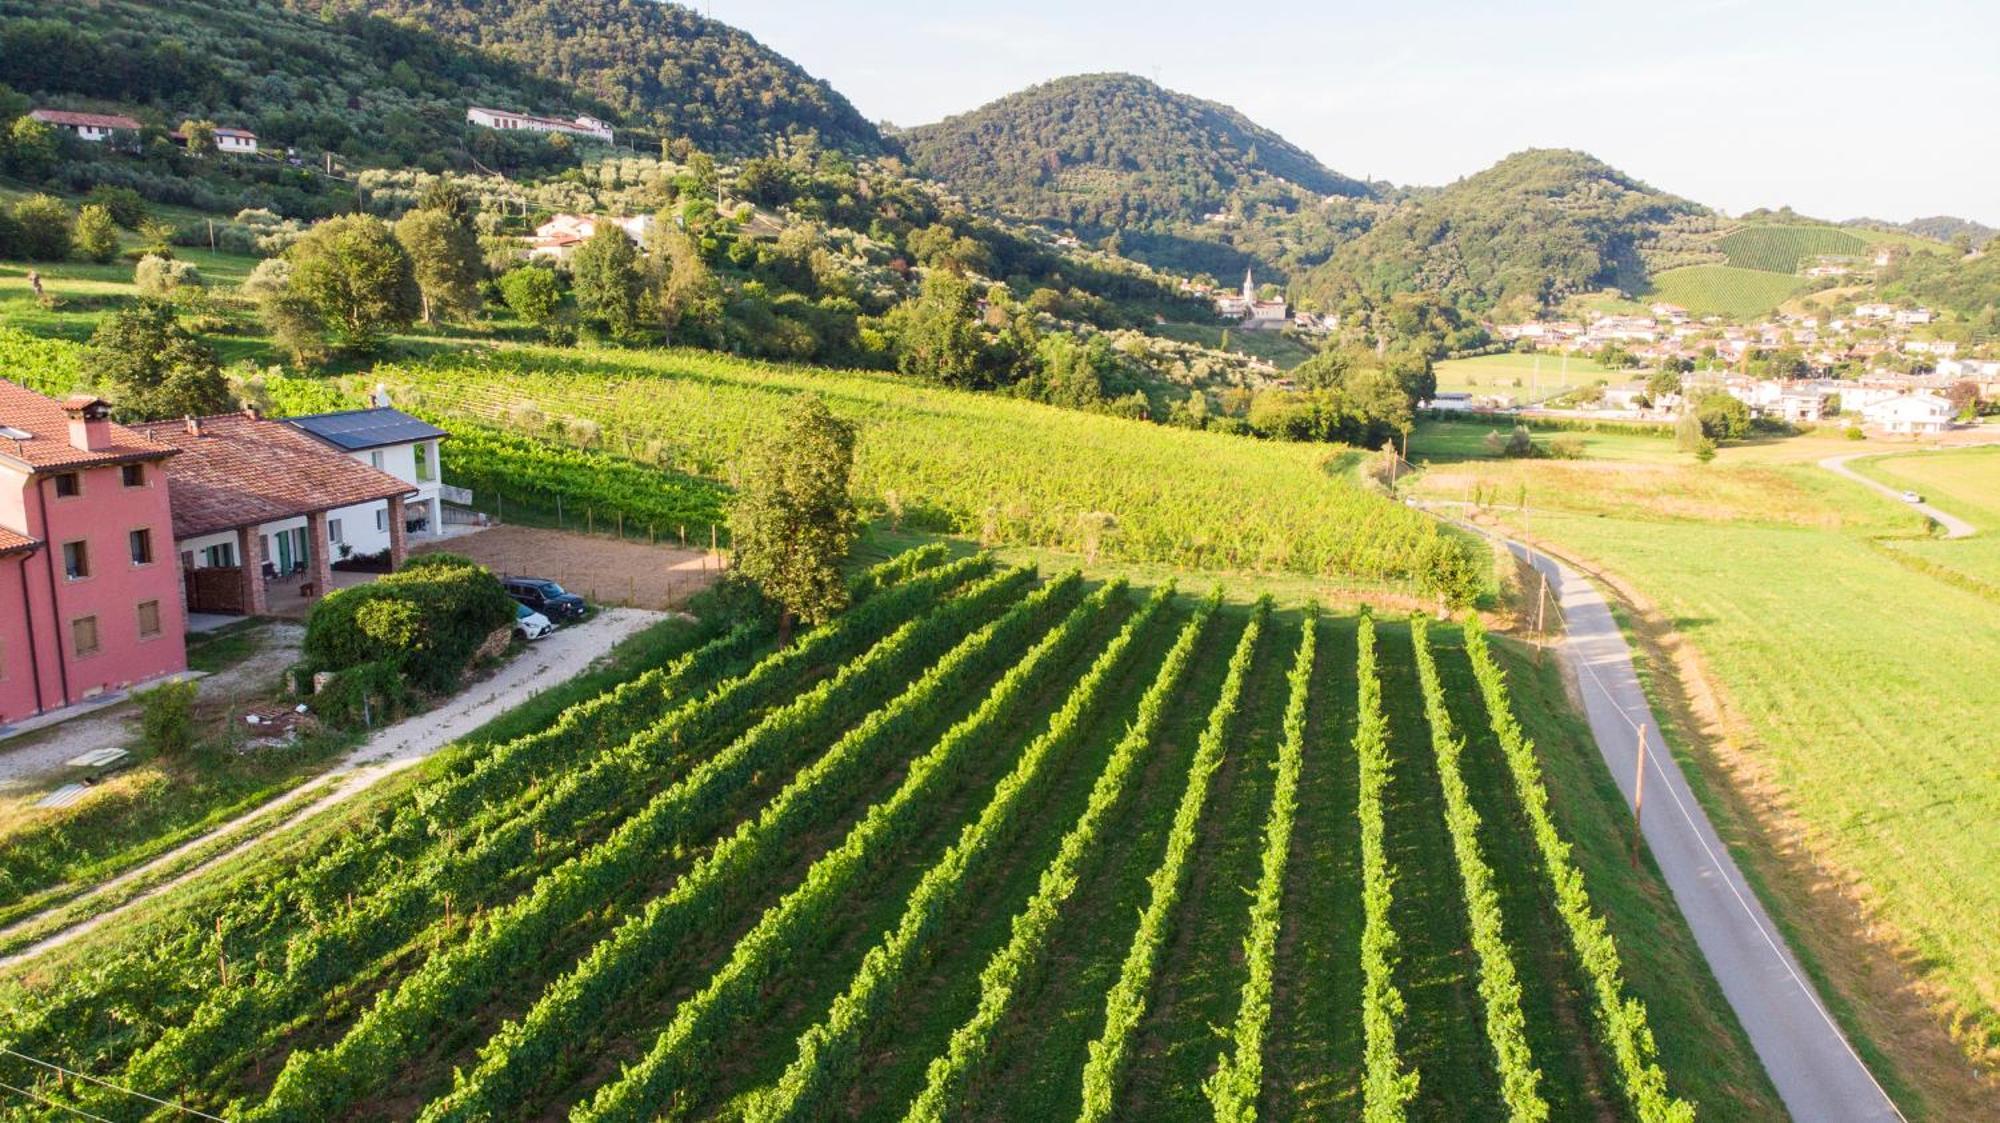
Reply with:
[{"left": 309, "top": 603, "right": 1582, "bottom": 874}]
[{"left": 264, "top": 568, "right": 379, "bottom": 619}]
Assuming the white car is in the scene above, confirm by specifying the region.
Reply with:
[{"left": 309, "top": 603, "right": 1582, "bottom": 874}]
[
  {"left": 1900, "top": 490, "right": 1923, "bottom": 504},
  {"left": 514, "top": 602, "right": 554, "bottom": 640}
]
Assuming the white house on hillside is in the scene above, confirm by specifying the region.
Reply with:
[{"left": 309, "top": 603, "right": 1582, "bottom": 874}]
[
  {"left": 1862, "top": 393, "right": 1953, "bottom": 436},
  {"left": 29, "top": 109, "right": 142, "bottom": 142},
  {"left": 466, "top": 106, "right": 613, "bottom": 145},
  {"left": 215, "top": 127, "right": 258, "bottom": 155}
]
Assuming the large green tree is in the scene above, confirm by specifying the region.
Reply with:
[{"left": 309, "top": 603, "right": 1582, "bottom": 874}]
[
  {"left": 886, "top": 268, "right": 983, "bottom": 386},
  {"left": 86, "top": 302, "right": 234, "bottom": 421},
  {"left": 571, "top": 225, "right": 647, "bottom": 339},
  {"left": 728, "top": 395, "right": 859, "bottom": 645},
  {"left": 284, "top": 214, "right": 420, "bottom": 354},
  {"left": 649, "top": 221, "right": 721, "bottom": 344},
  {"left": 395, "top": 203, "right": 483, "bottom": 323}
]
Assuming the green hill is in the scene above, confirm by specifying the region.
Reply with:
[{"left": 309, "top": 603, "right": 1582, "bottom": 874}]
[
  {"left": 0, "top": 0, "right": 879, "bottom": 165},
  {"left": 1643, "top": 264, "right": 1807, "bottom": 319},
  {"left": 900, "top": 73, "right": 1372, "bottom": 235},
  {"left": 1296, "top": 148, "right": 1715, "bottom": 315},
  {"left": 1716, "top": 224, "right": 1867, "bottom": 273},
  {"left": 296, "top": 0, "right": 883, "bottom": 155}
]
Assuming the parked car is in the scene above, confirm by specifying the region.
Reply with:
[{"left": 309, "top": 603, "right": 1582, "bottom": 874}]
[
  {"left": 514, "top": 602, "right": 554, "bottom": 641},
  {"left": 1900, "top": 490, "right": 1924, "bottom": 503},
  {"left": 503, "top": 577, "right": 587, "bottom": 622}
]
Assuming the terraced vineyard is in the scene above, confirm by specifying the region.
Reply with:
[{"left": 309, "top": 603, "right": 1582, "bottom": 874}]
[
  {"left": 1717, "top": 224, "right": 1868, "bottom": 273},
  {"left": 0, "top": 548, "right": 1770, "bottom": 1120}
]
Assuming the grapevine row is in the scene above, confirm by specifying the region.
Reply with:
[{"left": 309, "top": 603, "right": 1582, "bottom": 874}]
[
  {"left": 244, "top": 564, "right": 1037, "bottom": 1121},
  {"left": 10, "top": 557, "right": 946, "bottom": 1086},
  {"left": 97, "top": 555, "right": 982, "bottom": 1103},
  {"left": 1204, "top": 604, "right": 1318, "bottom": 1122},
  {"left": 1409, "top": 617, "right": 1547, "bottom": 1121},
  {"left": 1355, "top": 615, "right": 1420, "bottom": 1121},
  {"left": 902, "top": 589, "right": 1220, "bottom": 1123},
  {"left": 572, "top": 574, "right": 1126, "bottom": 1122},
  {"left": 1076, "top": 595, "right": 1270, "bottom": 1123},
  {"left": 745, "top": 582, "right": 1175, "bottom": 1122},
  {"left": 1461, "top": 621, "right": 1694, "bottom": 1123},
  {"left": 419, "top": 573, "right": 1106, "bottom": 1120}
]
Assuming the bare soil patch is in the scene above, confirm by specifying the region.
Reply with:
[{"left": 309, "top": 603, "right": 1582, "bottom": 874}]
[{"left": 415, "top": 525, "right": 725, "bottom": 611}]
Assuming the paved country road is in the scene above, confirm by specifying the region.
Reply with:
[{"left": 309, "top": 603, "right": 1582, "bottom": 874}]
[
  {"left": 1819, "top": 452, "right": 1978, "bottom": 538},
  {"left": 1505, "top": 537, "right": 1903, "bottom": 1122}
]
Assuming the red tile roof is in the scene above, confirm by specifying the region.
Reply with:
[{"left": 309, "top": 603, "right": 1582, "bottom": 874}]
[
  {"left": 29, "top": 109, "right": 143, "bottom": 131},
  {"left": 0, "top": 379, "right": 179, "bottom": 473},
  {"left": 0, "top": 526, "right": 39, "bottom": 558},
  {"left": 137, "top": 412, "right": 417, "bottom": 540}
]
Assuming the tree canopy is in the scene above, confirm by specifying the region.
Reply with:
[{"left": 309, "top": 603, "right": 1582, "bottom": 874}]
[{"left": 729, "top": 395, "right": 859, "bottom": 643}]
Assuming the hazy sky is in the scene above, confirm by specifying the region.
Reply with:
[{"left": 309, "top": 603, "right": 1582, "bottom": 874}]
[{"left": 709, "top": 0, "right": 1998, "bottom": 225}]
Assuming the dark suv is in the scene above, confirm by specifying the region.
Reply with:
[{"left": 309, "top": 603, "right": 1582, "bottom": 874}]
[{"left": 503, "top": 577, "right": 587, "bottom": 622}]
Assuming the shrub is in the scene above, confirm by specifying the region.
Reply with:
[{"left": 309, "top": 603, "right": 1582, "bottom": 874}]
[
  {"left": 84, "top": 184, "right": 148, "bottom": 229},
  {"left": 74, "top": 203, "right": 119, "bottom": 264},
  {"left": 136, "top": 678, "right": 199, "bottom": 757},
  {"left": 134, "top": 254, "right": 204, "bottom": 298},
  {"left": 11, "top": 194, "right": 72, "bottom": 260},
  {"left": 302, "top": 552, "right": 516, "bottom": 697}
]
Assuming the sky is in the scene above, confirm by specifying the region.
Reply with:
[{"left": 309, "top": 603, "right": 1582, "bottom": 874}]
[{"left": 708, "top": 0, "right": 1999, "bottom": 225}]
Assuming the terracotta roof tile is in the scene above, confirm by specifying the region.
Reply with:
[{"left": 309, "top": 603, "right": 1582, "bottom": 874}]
[
  {"left": 0, "top": 526, "right": 39, "bottom": 557},
  {"left": 139, "top": 413, "right": 417, "bottom": 540},
  {"left": 29, "top": 109, "right": 143, "bottom": 131},
  {"left": 0, "top": 379, "right": 179, "bottom": 472}
]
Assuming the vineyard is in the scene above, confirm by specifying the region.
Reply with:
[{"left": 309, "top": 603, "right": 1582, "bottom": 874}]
[
  {"left": 0, "top": 548, "right": 1775, "bottom": 1120},
  {"left": 1639, "top": 265, "right": 1808, "bottom": 320},
  {"left": 261, "top": 343, "right": 1480, "bottom": 600},
  {"left": 1716, "top": 224, "right": 1868, "bottom": 274}
]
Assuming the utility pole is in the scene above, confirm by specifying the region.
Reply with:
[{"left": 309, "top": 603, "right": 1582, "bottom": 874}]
[
  {"left": 1534, "top": 570, "right": 1548, "bottom": 665},
  {"left": 1630, "top": 723, "right": 1650, "bottom": 865}
]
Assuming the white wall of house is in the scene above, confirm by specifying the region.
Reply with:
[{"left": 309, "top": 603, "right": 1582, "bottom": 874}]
[
  {"left": 216, "top": 132, "right": 257, "bottom": 154},
  {"left": 350, "top": 439, "right": 442, "bottom": 537}
]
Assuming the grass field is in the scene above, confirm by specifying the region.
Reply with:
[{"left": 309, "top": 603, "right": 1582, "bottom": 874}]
[
  {"left": 1640, "top": 265, "right": 1809, "bottom": 320},
  {"left": 1150, "top": 321, "right": 1317, "bottom": 370},
  {"left": 1430, "top": 351, "right": 1619, "bottom": 403},
  {"left": 0, "top": 551, "right": 1781, "bottom": 1120},
  {"left": 1850, "top": 446, "right": 2000, "bottom": 590},
  {"left": 1717, "top": 224, "right": 1868, "bottom": 273},
  {"left": 1411, "top": 426, "right": 2000, "bottom": 1115}
]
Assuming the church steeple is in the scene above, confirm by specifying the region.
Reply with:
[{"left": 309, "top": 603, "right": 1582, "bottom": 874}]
[{"left": 1242, "top": 268, "right": 1255, "bottom": 302}]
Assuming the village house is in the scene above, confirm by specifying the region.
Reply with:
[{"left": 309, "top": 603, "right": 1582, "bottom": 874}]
[
  {"left": 1862, "top": 393, "right": 1954, "bottom": 436},
  {"left": 285, "top": 403, "right": 452, "bottom": 555},
  {"left": 528, "top": 213, "right": 652, "bottom": 260},
  {"left": 214, "top": 126, "right": 258, "bottom": 155},
  {"left": 0, "top": 382, "right": 187, "bottom": 724},
  {"left": 1854, "top": 303, "right": 1896, "bottom": 321},
  {"left": 28, "top": 109, "right": 143, "bottom": 144},
  {"left": 1215, "top": 269, "right": 1286, "bottom": 329},
  {"left": 138, "top": 410, "right": 421, "bottom": 618},
  {"left": 1893, "top": 308, "right": 1934, "bottom": 326},
  {"left": 466, "top": 106, "right": 614, "bottom": 145}
]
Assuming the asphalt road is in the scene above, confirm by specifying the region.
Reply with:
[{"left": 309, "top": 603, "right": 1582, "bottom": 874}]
[
  {"left": 1508, "top": 539, "right": 1902, "bottom": 1122},
  {"left": 1820, "top": 453, "right": 1976, "bottom": 538}
]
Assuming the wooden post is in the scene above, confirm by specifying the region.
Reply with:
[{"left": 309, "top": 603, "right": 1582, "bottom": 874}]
[
  {"left": 216, "top": 915, "right": 229, "bottom": 987},
  {"left": 207, "top": 218, "right": 216, "bottom": 251},
  {"left": 1534, "top": 570, "right": 1548, "bottom": 666}
]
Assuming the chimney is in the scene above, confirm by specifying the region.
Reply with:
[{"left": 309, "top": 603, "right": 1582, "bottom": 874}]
[
  {"left": 372, "top": 383, "right": 392, "bottom": 408},
  {"left": 185, "top": 415, "right": 203, "bottom": 437},
  {"left": 62, "top": 397, "right": 112, "bottom": 452},
  {"left": 243, "top": 404, "right": 261, "bottom": 421}
]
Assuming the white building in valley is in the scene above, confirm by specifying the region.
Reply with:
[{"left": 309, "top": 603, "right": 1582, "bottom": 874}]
[{"left": 1861, "top": 393, "right": 1954, "bottom": 436}]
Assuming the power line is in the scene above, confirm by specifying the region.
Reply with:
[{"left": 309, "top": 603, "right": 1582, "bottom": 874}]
[
  {"left": 1, "top": 1048, "right": 228, "bottom": 1122},
  {"left": 0, "top": 1078, "right": 114, "bottom": 1123}
]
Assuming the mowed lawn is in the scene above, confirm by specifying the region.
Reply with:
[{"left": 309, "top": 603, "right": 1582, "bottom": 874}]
[
  {"left": 1529, "top": 511, "right": 2000, "bottom": 1074},
  {"left": 1431, "top": 351, "right": 1618, "bottom": 402}
]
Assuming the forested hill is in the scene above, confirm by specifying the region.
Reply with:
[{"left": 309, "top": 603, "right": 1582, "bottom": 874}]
[
  {"left": 295, "top": 0, "right": 884, "bottom": 155},
  {"left": 1296, "top": 148, "right": 1716, "bottom": 316},
  {"left": 899, "top": 73, "right": 1373, "bottom": 233}
]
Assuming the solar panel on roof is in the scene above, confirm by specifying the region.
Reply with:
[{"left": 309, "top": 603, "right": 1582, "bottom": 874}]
[{"left": 287, "top": 409, "right": 448, "bottom": 450}]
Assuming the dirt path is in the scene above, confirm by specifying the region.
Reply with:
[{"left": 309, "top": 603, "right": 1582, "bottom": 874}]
[
  {"left": 1819, "top": 452, "right": 1981, "bottom": 538},
  {"left": 0, "top": 608, "right": 664, "bottom": 970},
  {"left": 0, "top": 624, "right": 304, "bottom": 793}
]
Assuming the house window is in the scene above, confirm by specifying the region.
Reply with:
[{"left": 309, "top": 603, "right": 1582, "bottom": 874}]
[
  {"left": 53, "top": 472, "right": 81, "bottom": 498},
  {"left": 122, "top": 463, "right": 146, "bottom": 488},
  {"left": 62, "top": 540, "right": 90, "bottom": 580},
  {"left": 376, "top": 509, "right": 387, "bottom": 532},
  {"left": 72, "top": 616, "right": 100, "bottom": 658},
  {"left": 329, "top": 518, "right": 344, "bottom": 544},
  {"left": 414, "top": 442, "right": 434, "bottom": 482},
  {"left": 202, "top": 541, "right": 236, "bottom": 569},
  {"left": 370, "top": 450, "right": 385, "bottom": 470},
  {"left": 129, "top": 528, "right": 154, "bottom": 565},
  {"left": 137, "top": 600, "right": 161, "bottom": 638}
]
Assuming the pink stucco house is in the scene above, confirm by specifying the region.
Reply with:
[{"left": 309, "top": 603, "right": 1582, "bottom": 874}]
[{"left": 0, "top": 380, "right": 187, "bottom": 725}]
